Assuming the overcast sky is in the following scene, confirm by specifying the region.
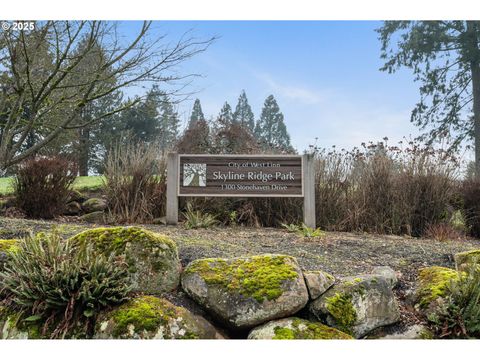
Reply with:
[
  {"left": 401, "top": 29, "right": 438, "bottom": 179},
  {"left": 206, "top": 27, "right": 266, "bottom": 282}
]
[{"left": 121, "top": 21, "right": 427, "bottom": 152}]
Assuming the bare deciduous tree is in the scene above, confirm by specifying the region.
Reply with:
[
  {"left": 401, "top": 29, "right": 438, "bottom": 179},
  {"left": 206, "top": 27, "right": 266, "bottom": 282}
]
[{"left": 0, "top": 21, "right": 214, "bottom": 173}]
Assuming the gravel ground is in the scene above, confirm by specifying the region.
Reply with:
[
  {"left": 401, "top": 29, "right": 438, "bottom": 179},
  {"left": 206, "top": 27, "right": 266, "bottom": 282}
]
[{"left": 2, "top": 217, "right": 480, "bottom": 279}]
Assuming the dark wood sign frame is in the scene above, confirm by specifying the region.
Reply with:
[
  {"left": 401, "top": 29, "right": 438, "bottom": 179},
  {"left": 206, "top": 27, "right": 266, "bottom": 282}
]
[
  {"left": 166, "top": 153, "right": 316, "bottom": 228},
  {"left": 177, "top": 154, "right": 304, "bottom": 198}
]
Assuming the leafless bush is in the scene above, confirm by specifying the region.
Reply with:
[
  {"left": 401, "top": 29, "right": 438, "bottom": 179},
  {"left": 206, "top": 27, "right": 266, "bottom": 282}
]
[
  {"left": 424, "top": 223, "right": 464, "bottom": 242},
  {"left": 313, "top": 140, "right": 459, "bottom": 236},
  {"left": 211, "top": 120, "right": 260, "bottom": 154},
  {"left": 176, "top": 120, "right": 212, "bottom": 154},
  {"left": 103, "top": 141, "right": 166, "bottom": 223},
  {"left": 14, "top": 156, "right": 77, "bottom": 219},
  {"left": 461, "top": 179, "right": 480, "bottom": 238}
]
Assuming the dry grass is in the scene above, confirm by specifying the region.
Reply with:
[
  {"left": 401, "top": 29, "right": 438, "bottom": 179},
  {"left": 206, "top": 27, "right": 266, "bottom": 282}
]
[
  {"left": 103, "top": 141, "right": 166, "bottom": 223},
  {"left": 313, "top": 140, "right": 459, "bottom": 237}
]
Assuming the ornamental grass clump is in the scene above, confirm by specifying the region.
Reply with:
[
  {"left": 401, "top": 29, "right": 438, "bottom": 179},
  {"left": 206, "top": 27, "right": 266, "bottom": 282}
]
[
  {"left": 104, "top": 141, "right": 166, "bottom": 224},
  {"left": 183, "top": 202, "right": 219, "bottom": 229},
  {"left": 0, "top": 231, "right": 132, "bottom": 338}
]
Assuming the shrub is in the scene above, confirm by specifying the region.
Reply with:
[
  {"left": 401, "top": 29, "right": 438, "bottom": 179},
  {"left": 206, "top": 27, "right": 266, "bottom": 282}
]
[
  {"left": 104, "top": 141, "right": 166, "bottom": 223},
  {"left": 297, "top": 223, "right": 325, "bottom": 239},
  {"left": 14, "top": 156, "right": 77, "bottom": 219},
  {"left": 0, "top": 231, "right": 131, "bottom": 338},
  {"left": 183, "top": 203, "right": 219, "bottom": 229},
  {"left": 428, "top": 265, "right": 480, "bottom": 338},
  {"left": 281, "top": 223, "right": 325, "bottom": 239},
  {"left": 313, "top": 140, "right": 458, "bottom": 236},
  {"left": 424, "top": 223, "right": 464, "bottom": 242},
  {"left": 281, "top": 223, "right": 300, "bottom": 233},
  {"left": 461, "top": 179, "right": 480, "bottom": 238}
]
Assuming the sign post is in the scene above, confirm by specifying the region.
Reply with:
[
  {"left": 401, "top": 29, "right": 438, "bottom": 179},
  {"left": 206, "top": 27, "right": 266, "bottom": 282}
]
[
  {"left": 166, "top": 152, "right": 179, "bottom": 225},
  {"left": 166, "top": 153, "right": 315, "bottom": 228}
]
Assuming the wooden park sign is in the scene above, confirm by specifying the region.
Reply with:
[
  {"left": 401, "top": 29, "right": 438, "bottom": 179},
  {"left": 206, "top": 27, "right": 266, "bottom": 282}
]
[{"left": 166, "top": 153, "right": 315, "bottom": 228}]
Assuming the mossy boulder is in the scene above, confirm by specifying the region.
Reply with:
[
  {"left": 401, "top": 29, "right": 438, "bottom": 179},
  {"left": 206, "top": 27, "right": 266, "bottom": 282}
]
[
  {"left": 0, "top": 306, "right": 90, "bottom": 339},
  {"left": 181, "top": 254, "right": 309, "bottom": 330},
  {"left": 69, "top": 227, "right": 180, "bottom": 294},
  {"left": 0, "top": 239, "right": 19, "bottom": 254},
  {"left": 309, "top": 274, "right": 400, "bottom": 338},
  {"left": 0, "top": 307, "right": 42, "bottom": 339},
  {"left": 67, "top": 189, "right": 88, "bottom": 203},
  {"left": 377, "top": 324, "right": 434, "bottom": 339},
  {"left": 81, "top": 197, "right": 107, "bottom": 213},
  {"left": 64, "top": 201, "right": 82, "bottom": 216},
  {"left": 454, "top": 249, "right": 480, "bottom": 272},
  {"left": 303, "top": 270, "right": 335, "bottom": 300},
  {"left": 414, "top": 266, "right": 459, "bottom": 316},
  {"left": 94, "top": 296, "right": 224, "bottom": 339},
  {"left": 79, "top": 211, "right": 106, "bottom": 224},
  {"left": 372, "top": 266, "right": 398, "bottom": 289},
  {"left": 247, "top": 317, "right": 353, "bottom": 340},
  {"left": 0, "top": 239, "right": 19, "bottom": 271}
]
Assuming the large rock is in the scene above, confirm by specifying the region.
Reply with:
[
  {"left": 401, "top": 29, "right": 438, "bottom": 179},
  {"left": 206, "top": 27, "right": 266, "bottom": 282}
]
[
  {"left": 0, "top": 307, "right": 42, "bottom": 339},
  {"left": 309, "top": 274, "right": 400, "bottom": 338},
  {"left": 372, "top": 266, "right": 398, "bottom": 289},
  {"left": 94, "top": 296, "right": 224, "bottom": 339},
  {"left": 377, "top": 325, "right": 433, "bottom": 340},
  {"left": 67, "top": 189, "right": 88, "bottom": 204},
  {"left": 81, "top": 197, "right": 107, "bottom": 213},
  {"left": 454, "top": 249, "right": 480, "bottom": 271},
  {"left": 79, "top": 211, "right": 106, "bottom": 224},
  {"left": 0, "top": 239, "right": 19, "bottom": 271},
  {"left": 303, "top": 270, "right": 335, "bottom": 300},
  {"left": 64, "top": 201, "right": 82, "bottom": 216},
  {"left": 247, "top": 317, "right": 353, "bottom": 339},
  {"left": 181, "top": 254, "right": 309, "bottom": 330},
  {"left": 69, "top": 227, "right": 180, "bottom": 294},
  {"left": 414, "top": 266, "right": 459, "bottom": 316},
  {"left": 0, "top": 306, "right": 90, "bottom": 339}
]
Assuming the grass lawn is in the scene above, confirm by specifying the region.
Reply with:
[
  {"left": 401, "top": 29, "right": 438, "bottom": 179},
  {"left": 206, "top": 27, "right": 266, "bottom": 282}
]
[{"left": 0, "top": 175, "right": 105, "bottom": 196}]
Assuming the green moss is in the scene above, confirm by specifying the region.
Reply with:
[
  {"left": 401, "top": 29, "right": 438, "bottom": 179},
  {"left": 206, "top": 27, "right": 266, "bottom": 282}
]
[
  {"left": 416, "top": 266, "right": 459, "bottom": 308},
  {"left": 455, "top": 249, "right": 480, "bottom": 270},
  {"left": 272, "top": 318, "right": 353, "bottom": 340},
  {"left": 109, "top": 296, "right": 199, "bottom": 339},
  {"left": 70, "top": 226, "right": 175, "bottom": 252},
  {"left": 69, "top": 226, "right": 177, "bottom": 272},
  {"left": 111, "top": 296, "right": 174, "bottom": 336},
  {"left": 185, "top": 254, "right": 298, "bottom": 303},
  {"left": 324, "top": 292, "right": 357, "bottom": 335},
  {"left": 273, "top": 327, "right": 296, "bottom": 339},
  {"left": 0, "top": 239, "right": 19, "bottom": 253},
  {"left": 418, "top": 328, "right": 434, "bottom": 339}
]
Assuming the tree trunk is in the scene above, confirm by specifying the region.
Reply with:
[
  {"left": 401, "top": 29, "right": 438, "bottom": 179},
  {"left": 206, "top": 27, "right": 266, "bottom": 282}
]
[
  {"left": 78, "top": 127, "right": 90, "bottom": 176},
  {"left": 473, "top": 66, "right": 480, "bottom": 178},
  {"left": 467, "top": 21, "right": 480, "bottom": 178}
]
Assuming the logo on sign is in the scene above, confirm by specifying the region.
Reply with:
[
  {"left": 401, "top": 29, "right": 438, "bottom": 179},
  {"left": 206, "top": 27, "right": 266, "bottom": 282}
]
[{"left": 183, "top": 163, "right": 206, "bottom": 187}]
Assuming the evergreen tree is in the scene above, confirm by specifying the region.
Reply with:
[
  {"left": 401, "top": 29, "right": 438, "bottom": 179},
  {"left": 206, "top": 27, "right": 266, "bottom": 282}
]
[
  {"left": 176, "top": 119, "right": 211, "bottom": 154},
  {"left": 217, "top": 102, "right": 233, "bottom": 125},
  {"left": 189, "top": 99, "right": 205, "bottom": 128},
  {"left": 378, "top": 21, "right": 480, "bottom": 175},
  {"left": 255, "top": 95, "right": 293, "bottom": 153},
  {"left": 233, "top": 90, "right": 255, "bottom": 132},
  {"left": 158, "top": 93, "right": 180, "bottom": 153},
  {"left": 121, "top": 88, "right": 161, "bottom": 143}
]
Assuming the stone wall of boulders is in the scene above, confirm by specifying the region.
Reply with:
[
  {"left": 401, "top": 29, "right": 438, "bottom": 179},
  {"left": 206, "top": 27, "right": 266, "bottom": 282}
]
[
  {"left": 0, "top": 189, "right": 108, "bottom": 223},
  {"left": 1, "top": 226, "right": 477, "bottom": 339}
]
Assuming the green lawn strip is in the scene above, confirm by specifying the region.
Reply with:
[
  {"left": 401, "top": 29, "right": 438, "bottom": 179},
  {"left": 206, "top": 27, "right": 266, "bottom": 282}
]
[{"left": 0, "top": 176, "right": 105, "bottom": 196}]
